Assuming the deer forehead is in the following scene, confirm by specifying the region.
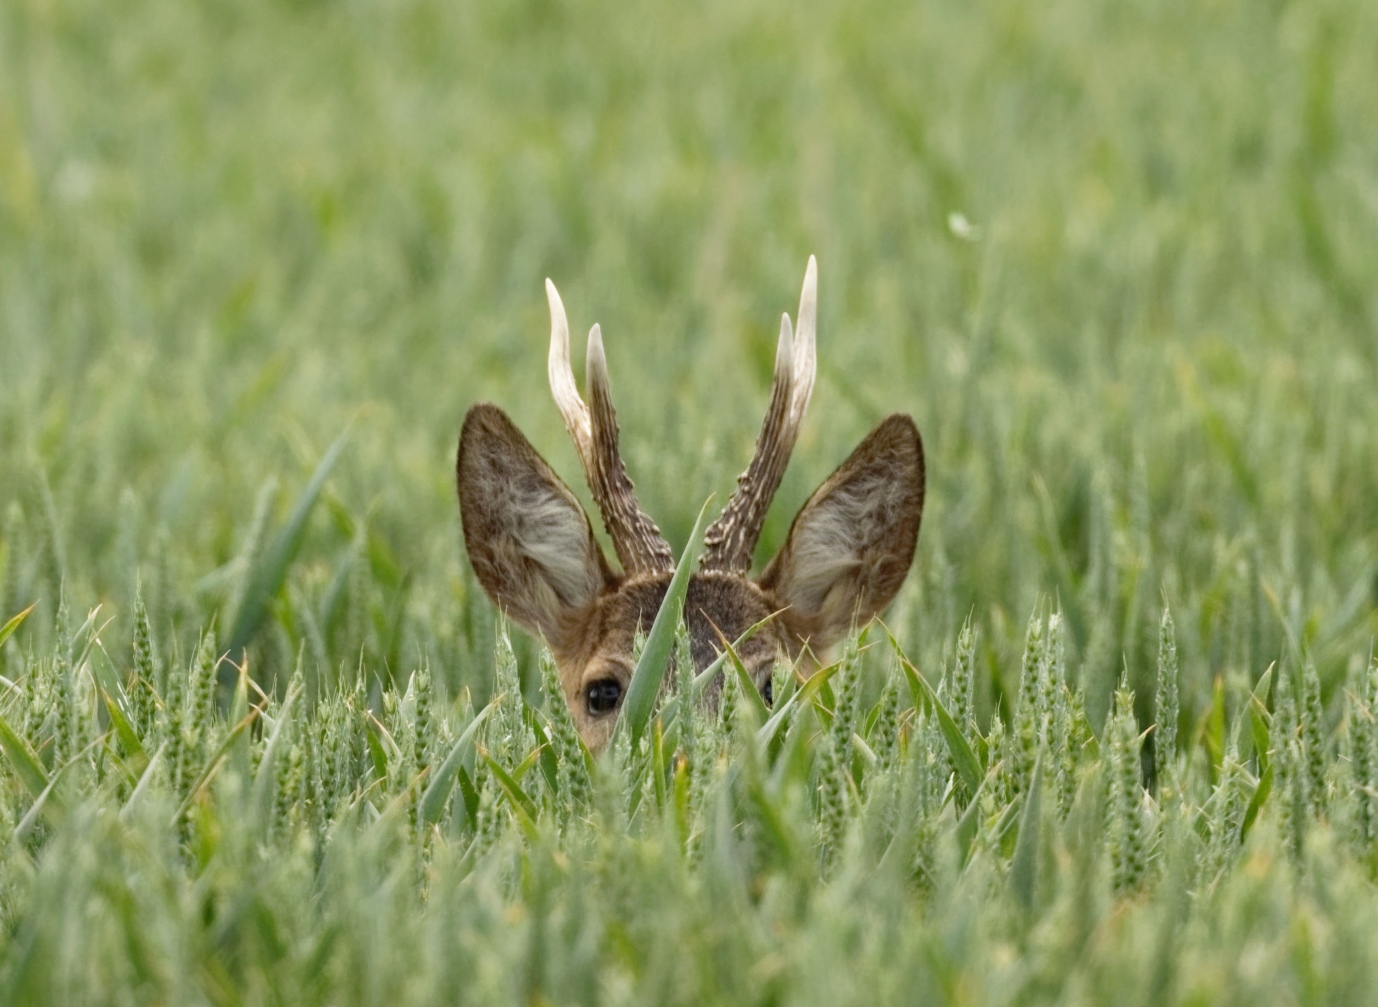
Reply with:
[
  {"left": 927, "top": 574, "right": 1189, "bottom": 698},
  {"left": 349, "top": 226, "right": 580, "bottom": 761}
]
[{"left": 563, "top": 573, "right": 786, "bottom": 686}]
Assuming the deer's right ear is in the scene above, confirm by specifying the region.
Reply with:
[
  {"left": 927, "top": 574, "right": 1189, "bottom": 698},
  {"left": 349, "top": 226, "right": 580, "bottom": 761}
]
[{"left": 458, "top": 403, "right": 615, "bottom": 646}]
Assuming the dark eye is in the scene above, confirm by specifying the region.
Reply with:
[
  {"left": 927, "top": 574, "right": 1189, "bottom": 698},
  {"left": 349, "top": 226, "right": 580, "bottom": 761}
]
[
  {"left": 761, "top": 678, "right": 773, "bottom": 708},
  {"left": 586, "top": 678, "right": 623, "bottom": 716}
]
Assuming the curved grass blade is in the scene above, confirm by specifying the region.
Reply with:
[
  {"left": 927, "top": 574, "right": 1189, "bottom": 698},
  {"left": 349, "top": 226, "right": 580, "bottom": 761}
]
[
  {"left": 170, "top": 707, "right": 263, "bottom": 825},
  {"left": 894, "top": 649, "right": 983, "bottom": 796},
  {"left": 89, "top": 644, "right": 137, "bottom": 734},
  {"left": 850, "top": 732, "right": 878, "bottom": 768},
  {"left": 511, "top": 744, "right": 544, "bottom": 784},
  {"left": 995, "top": 791, "right": 1025, "bottom": 851},
  {"left": 455, "top": 765, "right": 480, "bottom": 826},
  {"left": 795, "top": 657, "right": 844, "bottom": 707},
  {"left": 14, "top": 734, "right": 105, "bottom": 840},
  {"left": 98, "top": 687, "right": 145, "bottom": 762},
  {"left": 615, "top": 497, "right": 712, "bottom": 750},
  {"left": 419, "top": 699, "right": 498, "bottom": 826},
  {"left": 1241, "top": 763, "right": 1273, "bottom": 841},
  {"left": 711, "top": 623, "right": 770, "bottom": 724},
  {"left": 365, "top": 723, "right": 391, "bottom": 782},
  {"left": 0, "top": 603, "right": 37, "bottom": 649},
  {"left": 69, "top": 608, "right": 111, "bottom": 670},
  {"left": 744, "top": 766, "right": 798, "bottom": 866},
  {"left": 658, "top": 608, "right": 784, "bottom": 735},
  {"left": 481, "top": 752, "right": 540, "bottom": 837},
  {"left": 756, "top": 661, "right": 809, "bottom": 747},
  {"left": 225, "top": 428, "right": 351, "bottom": 664},
  {"left": 249, "top": 676, "right": 304, "bottom": 824},
  {"left": 0, "top": 713, "right": 49, "bottom": 802},
  {"left": 119, "top": 744, "right": 167, "bottom": 823},
  {"left": 15, "top": 766, "right": 69, "bottom": 843}
]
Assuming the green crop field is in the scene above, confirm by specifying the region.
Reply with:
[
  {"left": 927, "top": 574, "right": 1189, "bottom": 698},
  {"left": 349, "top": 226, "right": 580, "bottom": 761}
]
[{"left": 2, "top": 0, "right": 1378, "bottom": 1002}]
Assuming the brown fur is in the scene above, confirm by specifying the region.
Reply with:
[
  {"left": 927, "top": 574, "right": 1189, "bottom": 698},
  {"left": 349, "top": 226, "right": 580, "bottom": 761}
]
[{"left": 457, "top": 403, "right": 924, "bottom": 752}]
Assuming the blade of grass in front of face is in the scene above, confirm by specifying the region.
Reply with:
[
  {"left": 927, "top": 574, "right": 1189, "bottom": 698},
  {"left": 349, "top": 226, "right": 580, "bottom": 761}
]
[
  {"left": 711, "top": 624, "right": 769, "bottom": 724},
  {"left": 662, "top": 607, "right": 785, "bottom": 729},
  {"left": 616, "top": 497, "right": 712, "bottom": 751}
]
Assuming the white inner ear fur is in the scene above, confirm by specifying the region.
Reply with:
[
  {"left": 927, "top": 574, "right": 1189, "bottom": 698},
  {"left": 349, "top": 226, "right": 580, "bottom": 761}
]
[
  {"left": 780, "top": 468, "right": 905, "bottom": 621},
  {"left": 500, "top": 478, "right": 605, "bottom": 613}
]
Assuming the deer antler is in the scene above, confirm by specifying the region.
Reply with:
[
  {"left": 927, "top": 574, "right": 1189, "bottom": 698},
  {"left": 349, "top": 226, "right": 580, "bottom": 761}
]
[
  {"left": 546, "top": 280, "right": 675, "bottom": 576},
  {"left": 700, "top": 256, "right": 818, "bottom": 573}
]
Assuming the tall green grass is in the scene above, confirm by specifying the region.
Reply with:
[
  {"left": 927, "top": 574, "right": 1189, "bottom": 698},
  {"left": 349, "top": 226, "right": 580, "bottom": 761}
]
[
  {"left": 3, "top": 601, "right": 1378, "bottom": 1003},
  {"left": 1, "top": 0, "right": 1377, "bottom": 1000}
]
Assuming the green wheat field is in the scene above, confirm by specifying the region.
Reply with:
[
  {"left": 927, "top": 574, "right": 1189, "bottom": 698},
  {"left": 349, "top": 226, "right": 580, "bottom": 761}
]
[{"left": 2, "top": 0, "right": 1377, "bottom": 1002}]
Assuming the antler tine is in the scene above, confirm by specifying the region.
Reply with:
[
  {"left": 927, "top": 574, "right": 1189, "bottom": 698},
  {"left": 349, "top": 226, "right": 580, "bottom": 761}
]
[
  {"left": 547, "top": 279, "right": 593, "bottom": 463},
  {"left": 545, "top": 280, "right": 673, "bottom": 576},
  {"left": 789, "top": 255, "right": 818, "bottom": 426},
  {"left": 701, "top": 256, "right": 819, "bottom": 573}
]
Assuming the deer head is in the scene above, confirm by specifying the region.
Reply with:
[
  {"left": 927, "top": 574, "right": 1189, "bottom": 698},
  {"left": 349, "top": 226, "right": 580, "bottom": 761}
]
[{"left": 457, "top": 258, "right": 924, "bottom": 751}]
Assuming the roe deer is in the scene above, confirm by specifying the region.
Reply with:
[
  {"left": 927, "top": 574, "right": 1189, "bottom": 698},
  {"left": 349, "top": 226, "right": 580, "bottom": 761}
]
[{"left": 457, "top": 258, "right": 924, "bottom": 751}]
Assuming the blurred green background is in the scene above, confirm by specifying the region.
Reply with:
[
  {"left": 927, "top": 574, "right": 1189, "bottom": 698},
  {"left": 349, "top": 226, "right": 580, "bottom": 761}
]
[{"left": 2, "top": 0, "right": 1376, "bottom": 723}]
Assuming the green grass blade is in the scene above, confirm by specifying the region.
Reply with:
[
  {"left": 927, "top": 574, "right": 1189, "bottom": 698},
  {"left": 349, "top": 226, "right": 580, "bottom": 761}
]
[
  {"left": 895, "top": 650, "right": 983, "bottom": 796},
  {"left": 170, "top": 708, "right": 263, "bottom": 825},
  {"left": 98, "top": 687, "right": 145, "bottom": 761},
  {"left": 757, "top": 673, "right": 805, "bottom": 747},
  {"left": 1241, "top": 763, "right": 1273, "bottom": 841},
  {"left": 744, "top": 769, "right": 798, "bottom": 866},
  {"left": 119, "top": 745, "right": 166, "bottom": 823},
  {"left": 0, "top": 714, "right": 50, "bottom": 802},
  {"left": 14, "top": 767, "right": 67, "bottom": 843},
  {"left": 510, "top": 744, "right": 544, "bottom": 784},
  {"left": 955, "top": 769, "right": 994, "bottom": 863},
  {"left": 481, "top": 752, "right": 540, "bottom": 835},
  {"left": 225, "top": 428, "right": 351, "bottom": 664},
  {"left": 0, "top": 603, "right": 37, "bottom": 649},
  {"left": 250, "top": 677, "right": 304, "bottom": 824},
  {"left": 615, "top": 497, "right": 712, "bottom": 750},
  {"left": 713, "top": 625, "right": 769, "bottom": 724},
  {"left": 1204, "top": 674, "right": 1226, "bottom": 773},
  {"left": 419, "top": 699, "right": 498, "bottom": 826},
  {"left": 455, "top": 765, "right": 480, "bottom": 827},
  {"left": 1248, "top": 664, "right": 1274, "bottom": 771},
  {"left": 1010, "top": 754, "right": 1043, "bottom": 911},
  {"left": 13, "top": 734, "right": 104, "bottom": 840},
  {"left": 658, "top": 608, "right": 783, "bottom": 733}
]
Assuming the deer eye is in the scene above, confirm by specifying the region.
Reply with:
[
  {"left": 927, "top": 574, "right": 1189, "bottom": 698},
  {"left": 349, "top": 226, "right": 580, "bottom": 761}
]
[
  {"left": 761, "top": 678, "right": 774, "bottom": 708},
  {"left": 585, "top": 678, "right": 622, "bottom": 716}
]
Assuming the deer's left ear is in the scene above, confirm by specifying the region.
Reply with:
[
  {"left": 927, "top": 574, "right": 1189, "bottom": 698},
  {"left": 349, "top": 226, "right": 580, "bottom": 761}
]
[{"left": 758, "top": 414, "right": 924, "bottom": 652}]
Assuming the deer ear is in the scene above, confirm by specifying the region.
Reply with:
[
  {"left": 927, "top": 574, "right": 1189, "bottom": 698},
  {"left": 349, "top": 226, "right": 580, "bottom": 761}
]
[
  {"left": 458, "top": 403, "right": 615, "bottom": 647},
  {"left": 758, "top": 414, "right": 924, "bottom": 652}
]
